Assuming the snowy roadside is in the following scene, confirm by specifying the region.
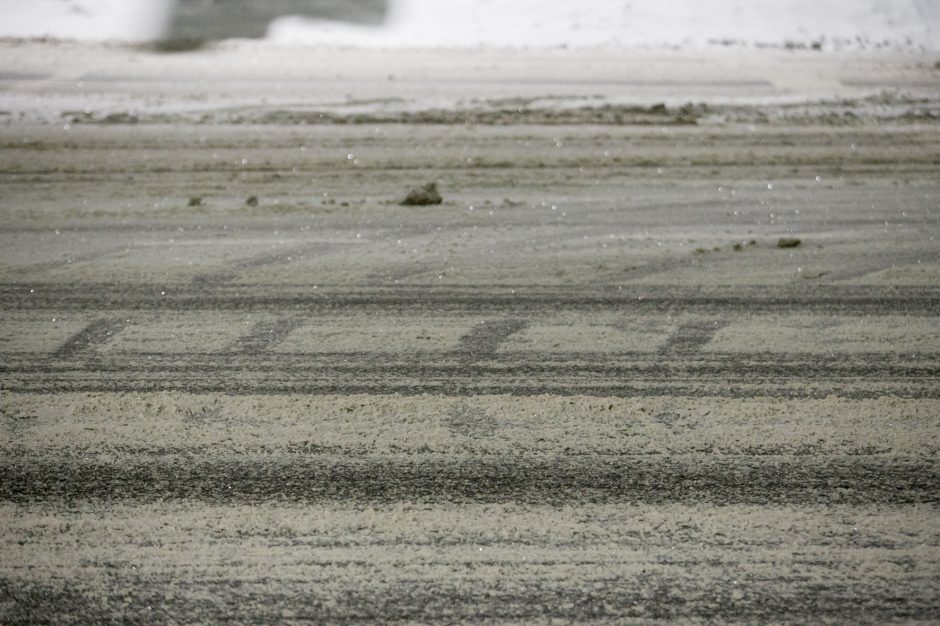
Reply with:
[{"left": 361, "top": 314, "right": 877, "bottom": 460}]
[
  {"left": 268, "top": 0, "right": 940, "bottom": 52},
  {"left": 0, "top": 40, "right": 937, "bottom": 129},
  {"left": 0, "top": 0, "right": 937, "bottom": 51}
]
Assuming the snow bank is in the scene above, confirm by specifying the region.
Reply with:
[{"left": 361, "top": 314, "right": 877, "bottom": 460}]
[
  {"left": 0, "top": 0, "right": 936, "bottom": 50},
  {"left": 0, "top": 0, "right": 172, "bottom": 41},
  {"left": 271, "top": 0, "right": 939, "bottom": 50}
]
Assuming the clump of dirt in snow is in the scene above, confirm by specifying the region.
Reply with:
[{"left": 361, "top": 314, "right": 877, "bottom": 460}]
[
  {"left": 401, "top": 183, "right": 443, "bottom": 206},
  {"left": 777, "top": 238, "right": 802, "bottom": 248}
]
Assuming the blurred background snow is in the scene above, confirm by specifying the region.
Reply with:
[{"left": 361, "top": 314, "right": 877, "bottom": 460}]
[
  {"left": 0, "top": 0, "right": 173, "bottom": 41},
  {"left": 0, "top": 0, "right": 936, "bottom": 49}
]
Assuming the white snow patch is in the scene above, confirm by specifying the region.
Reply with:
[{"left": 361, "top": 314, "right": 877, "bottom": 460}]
[
  {"left": 271, "top": 0, "right": 939, "bottom": 50},
  {"left": 0, "top": 0, "right": 173, "bottom": 41},
  {"left": 0, "top": 0, "right": 936, "bottom": 50}
]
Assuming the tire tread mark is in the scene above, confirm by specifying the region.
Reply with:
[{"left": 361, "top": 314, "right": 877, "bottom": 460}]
[
  {"left": 4, "top": 284, "right": 939, "bottom": 315},
  {"left": 232, "top": 317, "right": 306, "bottom": 353},
  {"left": 660, "top": 319, "right": 729, "bottom": 354},
  {"left": 1, "top": 457, "right": 935, "bottom": 505},
  {"left": 53, "top": 318, "right": 125, "bottom": 357},
  {"left": 456, "top": 318, "right": 528, "bottom": 361},
  {"left": 190, "top": 242, "right": 350, "bottom": 287}
]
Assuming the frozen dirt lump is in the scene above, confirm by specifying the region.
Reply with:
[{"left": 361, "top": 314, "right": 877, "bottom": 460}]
[{"left": 401, "top": 182, "right": 443, "bottom": 206}]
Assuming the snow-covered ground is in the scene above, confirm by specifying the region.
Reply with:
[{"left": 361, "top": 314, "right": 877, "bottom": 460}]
[
  {"left": 271, "top": 0, "right": 940, "bottom": 50},
  {"left": 0, "top": 0, "right": 937, "bottom": 50}
]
